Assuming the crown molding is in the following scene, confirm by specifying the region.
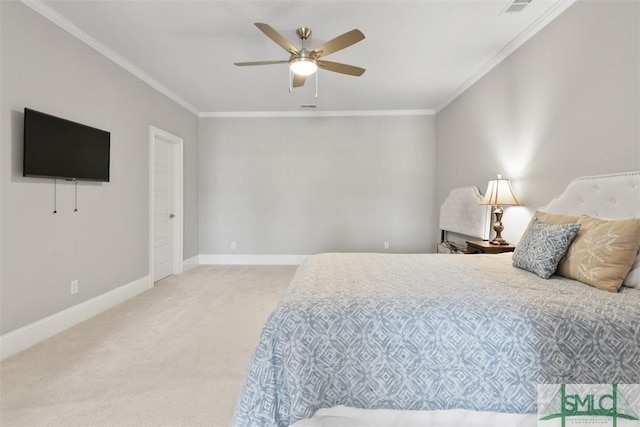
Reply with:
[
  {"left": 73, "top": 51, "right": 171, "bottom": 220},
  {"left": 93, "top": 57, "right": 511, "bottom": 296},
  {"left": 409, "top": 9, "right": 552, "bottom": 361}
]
[
  {"left": 20, "top": 0, "right": 200, "bottom": 116},
  {"left": 200, "top": 109, "right": 435, "bottom": 118},
  {"left": 19, "top": 0, "right": 575, "bottom": 118},
  {"left": 435, "top": 0, "right": 577, "bottom": 113}
]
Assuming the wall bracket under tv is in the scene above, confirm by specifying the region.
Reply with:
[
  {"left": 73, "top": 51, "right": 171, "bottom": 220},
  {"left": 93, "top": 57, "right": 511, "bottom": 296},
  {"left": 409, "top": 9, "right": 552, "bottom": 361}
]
[{"left": 52, "top": 179, "right": 80, "bottom": 214}]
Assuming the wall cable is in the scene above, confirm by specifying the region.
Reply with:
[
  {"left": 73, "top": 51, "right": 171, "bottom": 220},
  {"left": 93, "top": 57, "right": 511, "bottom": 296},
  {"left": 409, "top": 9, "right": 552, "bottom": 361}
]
[
  {"left": 74, "top": 179, "right": 78, "bottom": 212},
  {"left": 53, "top": 179, "right": 58, "bottom": 214}
]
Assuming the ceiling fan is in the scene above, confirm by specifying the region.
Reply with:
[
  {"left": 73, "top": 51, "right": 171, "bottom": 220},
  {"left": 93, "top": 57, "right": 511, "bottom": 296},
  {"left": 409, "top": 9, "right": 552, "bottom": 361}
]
[{"left": 234, "top": 23, "right": 366, "bottom": 88}]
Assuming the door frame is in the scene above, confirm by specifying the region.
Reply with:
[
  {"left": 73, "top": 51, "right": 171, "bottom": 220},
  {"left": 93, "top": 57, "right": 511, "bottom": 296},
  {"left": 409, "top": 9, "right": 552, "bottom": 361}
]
[{"left": 149, "top": 126, "right": 184, "bottom": 282}]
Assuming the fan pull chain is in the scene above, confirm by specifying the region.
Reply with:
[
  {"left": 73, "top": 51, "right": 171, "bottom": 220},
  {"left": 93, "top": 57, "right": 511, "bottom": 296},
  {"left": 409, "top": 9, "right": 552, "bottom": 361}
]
[
  {"left": 315, "top": 71, "right": 319, "bottom": 99},
  {"left": 288, "top": 68, "right": 293, "bottom": 93}
]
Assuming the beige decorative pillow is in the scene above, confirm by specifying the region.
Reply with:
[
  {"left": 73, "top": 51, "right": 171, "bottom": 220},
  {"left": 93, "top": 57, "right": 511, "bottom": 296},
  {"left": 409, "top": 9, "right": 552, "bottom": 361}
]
[
  {"left": 557, "top": 215, "right": 640, "bottom": 292},
  {"left": 533, "top": 211, "right": 580, "bottom": 225},
  {"left": 513, "top": 211, "right": 579, "bottom": 259}
]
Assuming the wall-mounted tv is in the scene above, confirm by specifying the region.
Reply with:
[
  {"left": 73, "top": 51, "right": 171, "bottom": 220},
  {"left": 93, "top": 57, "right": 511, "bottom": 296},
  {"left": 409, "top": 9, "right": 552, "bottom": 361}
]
[{"left": 23, "top": 108, "right": 110, "bottom": 182}]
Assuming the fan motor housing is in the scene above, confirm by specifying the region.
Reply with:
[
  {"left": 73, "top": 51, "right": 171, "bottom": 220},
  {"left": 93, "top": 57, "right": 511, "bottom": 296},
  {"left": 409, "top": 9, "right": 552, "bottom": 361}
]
[{"left": 296, "top": 27, "right": 312, "bottom": 40}]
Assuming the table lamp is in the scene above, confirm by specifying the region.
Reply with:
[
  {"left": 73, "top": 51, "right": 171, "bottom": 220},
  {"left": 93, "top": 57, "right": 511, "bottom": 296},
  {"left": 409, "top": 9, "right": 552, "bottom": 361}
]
[{"left": 480, "top": 174, "right": 520, "bottom": 245}]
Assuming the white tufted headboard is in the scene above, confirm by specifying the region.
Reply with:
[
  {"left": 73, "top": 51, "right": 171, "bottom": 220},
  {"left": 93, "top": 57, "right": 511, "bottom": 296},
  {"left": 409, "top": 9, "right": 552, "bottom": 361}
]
[
  {"left": 439, "top": 186, "right": 492, "bottom": 241},
  {"left": 539, "top": 171, "right": 640, "bottom": 219}
]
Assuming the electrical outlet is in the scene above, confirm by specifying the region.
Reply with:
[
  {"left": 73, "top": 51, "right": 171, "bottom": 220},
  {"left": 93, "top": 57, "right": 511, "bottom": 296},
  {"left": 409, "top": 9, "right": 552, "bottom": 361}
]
[
  {"left": 70, "top": 280, "right": 78, "bottom": 295},
  {"left": 231, "top": 241, "right": 237, "bottom": 250},
  {"left": 384, "top": 242, "right": 390, "bottom": 250}
]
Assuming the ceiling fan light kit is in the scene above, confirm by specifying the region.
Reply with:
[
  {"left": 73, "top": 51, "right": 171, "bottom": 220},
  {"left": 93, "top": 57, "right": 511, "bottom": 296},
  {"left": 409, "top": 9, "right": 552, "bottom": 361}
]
[
  {"left": 234, "top": 23, "right": 365, "bottom": 92},
  {"left": 289, "top": 57, "right": 318, "bottom": 76}
]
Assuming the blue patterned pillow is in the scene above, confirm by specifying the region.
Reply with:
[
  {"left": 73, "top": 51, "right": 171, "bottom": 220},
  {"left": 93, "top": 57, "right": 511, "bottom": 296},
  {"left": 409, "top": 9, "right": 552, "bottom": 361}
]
[{"left": 513, "top": 219, "right": 581, "bottom": 279}]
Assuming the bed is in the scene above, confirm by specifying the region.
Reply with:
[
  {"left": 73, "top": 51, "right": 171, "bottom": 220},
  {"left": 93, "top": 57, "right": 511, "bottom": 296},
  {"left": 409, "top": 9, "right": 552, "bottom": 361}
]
[
  {"left": 437, "top": 185, "right": 491, "bottom": 253},
  {"left": 232, "top": 171, "right": 640, "bottom": 427}
]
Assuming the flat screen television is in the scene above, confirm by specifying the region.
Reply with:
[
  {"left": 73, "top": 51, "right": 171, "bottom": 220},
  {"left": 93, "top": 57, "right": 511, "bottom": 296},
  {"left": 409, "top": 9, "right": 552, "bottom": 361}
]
[{"left": 23, "top": 108, "right": 110, "bottom": 182}]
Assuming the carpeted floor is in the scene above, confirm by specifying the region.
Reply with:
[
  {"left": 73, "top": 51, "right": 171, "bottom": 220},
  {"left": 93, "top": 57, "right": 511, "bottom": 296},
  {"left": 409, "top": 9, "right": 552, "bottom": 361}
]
[{"left": 0, "top": 265, "right": 295, "bottom": 427}]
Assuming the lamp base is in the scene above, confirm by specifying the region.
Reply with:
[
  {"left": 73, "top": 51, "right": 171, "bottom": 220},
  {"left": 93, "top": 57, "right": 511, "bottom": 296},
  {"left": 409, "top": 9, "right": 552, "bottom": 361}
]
[
  {"left": 489, "top": 237, "right": 510, "bottom": 246},
  {"left": 490, "top": 206, "right": 509, "bottom": 245}
]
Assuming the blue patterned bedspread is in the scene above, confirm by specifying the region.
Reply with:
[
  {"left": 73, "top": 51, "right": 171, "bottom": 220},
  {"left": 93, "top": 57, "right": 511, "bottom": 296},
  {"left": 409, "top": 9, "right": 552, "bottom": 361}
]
[{"left": 232, "top": 253, "right": 640, "bottom": 427}]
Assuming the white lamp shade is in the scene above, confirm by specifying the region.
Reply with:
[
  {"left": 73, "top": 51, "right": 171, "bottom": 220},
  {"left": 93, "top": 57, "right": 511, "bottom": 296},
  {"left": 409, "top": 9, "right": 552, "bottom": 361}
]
[
  {"left": 480, "top": 175, "right": 520, "bottom": 206},
  {"left": 290, "top": 58, "right": 318, "bottom": 76}
]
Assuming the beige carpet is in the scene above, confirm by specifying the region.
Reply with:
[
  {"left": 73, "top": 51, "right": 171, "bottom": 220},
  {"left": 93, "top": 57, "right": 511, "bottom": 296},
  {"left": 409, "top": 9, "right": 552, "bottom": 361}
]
[{"left": 1, "top": 265, "right": 295, "bottom": 427}]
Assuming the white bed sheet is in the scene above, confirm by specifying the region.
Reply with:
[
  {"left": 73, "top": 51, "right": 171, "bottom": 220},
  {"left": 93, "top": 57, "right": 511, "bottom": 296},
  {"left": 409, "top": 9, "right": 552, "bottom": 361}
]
[{"left": 291, "top": 406, "right": 536, "bottom": 427}]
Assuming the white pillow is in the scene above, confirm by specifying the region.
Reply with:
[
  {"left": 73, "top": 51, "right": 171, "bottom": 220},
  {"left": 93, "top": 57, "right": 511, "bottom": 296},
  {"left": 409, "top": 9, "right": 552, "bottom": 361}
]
[{"left": 623, "top": 253, "right": 640, "bottom": 289}]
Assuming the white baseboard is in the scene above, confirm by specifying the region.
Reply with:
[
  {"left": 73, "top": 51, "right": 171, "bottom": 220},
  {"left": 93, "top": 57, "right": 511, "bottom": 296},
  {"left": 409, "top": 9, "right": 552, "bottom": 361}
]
[
  {"left": 182, "top": 255, "right": 200, "bottom": 271},
  {"left": 0, "top": 275, "right": 152, "bottom": 361},
  {"left": 199, "top": 254, "right": 309, "bottom": 265}
]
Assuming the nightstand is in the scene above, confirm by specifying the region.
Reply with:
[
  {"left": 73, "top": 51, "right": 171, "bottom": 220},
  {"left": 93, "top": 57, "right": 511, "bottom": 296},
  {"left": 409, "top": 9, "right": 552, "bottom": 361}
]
[{"left": 466, "top": 240, "right": 516, "bottom": 254}]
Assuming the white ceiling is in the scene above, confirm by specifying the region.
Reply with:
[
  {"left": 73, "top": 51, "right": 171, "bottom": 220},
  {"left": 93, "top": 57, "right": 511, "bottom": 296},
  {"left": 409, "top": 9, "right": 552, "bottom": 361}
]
[{"left": 32, "top": 0, "right": 574, "bottom": 115}]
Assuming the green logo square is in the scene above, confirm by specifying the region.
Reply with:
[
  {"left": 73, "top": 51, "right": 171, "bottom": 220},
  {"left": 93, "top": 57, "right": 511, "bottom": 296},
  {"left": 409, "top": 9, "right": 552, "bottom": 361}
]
[{"left": 538, "top": 384, "right": 640, "bottom": 427}]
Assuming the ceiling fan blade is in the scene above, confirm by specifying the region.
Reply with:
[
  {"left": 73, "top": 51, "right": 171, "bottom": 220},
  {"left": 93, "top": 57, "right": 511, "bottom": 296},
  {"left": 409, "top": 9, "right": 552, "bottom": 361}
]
[
  {"left": 318, "top": 60, "right": 365, "bottom": 76},
  {"left": 311, "top": 29, "right": 365, "bottom": 58},
  {"left": 292, "top": 73, "right": 306, "bottom": 88},
  {"left": 254, "top": 23, "right": 299, "bottom": 55},
  {"left": 234, "top": 60, "right": 289, "bottom": 67}
]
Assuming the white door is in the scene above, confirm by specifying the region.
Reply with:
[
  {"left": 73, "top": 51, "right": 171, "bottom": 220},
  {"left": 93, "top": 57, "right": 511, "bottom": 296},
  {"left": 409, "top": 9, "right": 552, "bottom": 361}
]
[
  {"left": 150, "top": 126, "right": 183, "bottom": 284},
  {"left": 154, "top": 138, "right": 174, "bottom": 282}
]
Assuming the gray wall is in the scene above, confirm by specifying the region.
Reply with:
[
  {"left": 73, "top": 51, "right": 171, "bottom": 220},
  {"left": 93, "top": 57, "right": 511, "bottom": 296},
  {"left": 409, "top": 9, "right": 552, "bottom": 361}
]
[
  {"left": 436, "top": 0, "right": 640, "bottom": 244},
  {"left": 199, "top": 115, "right": 437, "bottom": 255},
  {"left": 1, "top": 2, "right": 199, "bottom": 334},
  {"left": 3, "top": 0, "right": 639, "bottom": 337}
]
